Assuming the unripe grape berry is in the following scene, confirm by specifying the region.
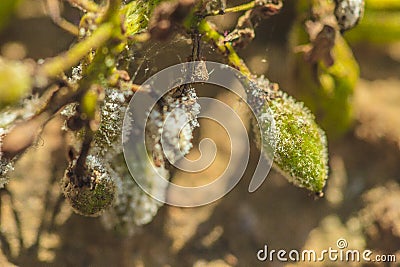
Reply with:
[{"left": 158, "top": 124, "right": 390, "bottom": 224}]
[
  {"left": 0, "top": 58, "right": 32, "bottom": 109},
  {"left": 101, "top": 154, "right": 168, "bottom": 236},
  {"left": 94, "top": 88, "right": 132, "bottom": 158},
  {"left": 62, "top": 155, "right": 115, "bottom": 217},
  {"left": 146, "top": 86, "right": 200, "bottom": 164},
  {"left": 250, "top": 77, "right": 328, "bottom": 194}
]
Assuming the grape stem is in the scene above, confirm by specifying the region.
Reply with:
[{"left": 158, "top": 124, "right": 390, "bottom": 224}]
[
  {"left": 206, "top": 1, "right": 257, "bottom": 16},
  {"left": 66, "top": 0, "right": 101, "bottom": 13},
  {"left": 203, "top": 0, "right": 283, "bottom": 17},
  {"left": 186, "top": 1, "right": 282, "bottom": 78},
  {"left": 196, "top": 19, "right": 252, "bottom": 77},
  {"left": 37, "top": 23, "right": 114, "bottom": 80}
]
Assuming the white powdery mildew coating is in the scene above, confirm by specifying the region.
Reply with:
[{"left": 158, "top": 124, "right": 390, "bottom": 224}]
[
  {"left": 246, "top": 76, "right": 279, "bottom": 149},
  {"left": 69, "top": 65, "right": 83, "bottom": 83},
  {"left": 0, "top": 116, "right": 16, "bottom": 188},
  {"left": 60, "top": 103, "right": 79, "bottom": 131},
  {"left": 93, "top": 88, "right": 131, "bottom": 158},
  {"left": 85, "top": 154, "right": 112, "bottom": 181},
  {"left": 97, "top": 87, "right": 180, "bottom": 234},
  {"left": 161, "top": 107, "right": 194, "bottom": 163},
  {"left": 270, "top": 91, "right": 329, "bottom": 192},
  {"left": 60, "top": 103, "right": 78, "bottom": 118},
  {"left": 61, "top": 88, "right": 132, "bottom": 155},
  {"left": 0, "top": 96, "right": 40, "bottom": 128},
  {"left": 21, "top": 96, "right": 41, "bottom": 120},
  {"left": 248, "top": 76, "right": 328, "bottom": 193},
  {"left": 246, "top": 75, "right": 278, "bottom": 112},
  {"left": 0, "top": 134, "right": 13, "bottom": 188},
  {"left": 147, "top": 86, "right": 200, "bottom": 164},
  {"left": 101, "top": 156, "right": 168, "bottom": 236},
  {"left": 62, "top": 154, "right": 115, "bottom": 217},
  {"left": 100, "top": 86, "right": 201, "bottom": 234},
  {"left": 335, "top": 0, "right": 364, "bottom": 31},
  {"left": 98, "top": 85, "right": 200, "bottom": 233},
  {"left": 126, "top": 140, "right": 169, "bottom": 216},
  {"left": 0, "top": 112, "right": 17, "bottom": 129},
  {"left": 0, "top": 159, "right": 13, "bottom": 188}
]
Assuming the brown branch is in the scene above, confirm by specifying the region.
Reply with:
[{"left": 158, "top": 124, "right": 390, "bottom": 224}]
[
  {"left": 74, "top": 127, "right": 93, "bottom": 181},
  {"left": 66, "top": 0, "right": 101, "bottom": 13},
  {"left": 46, "top": 0, "right": 79, "bottom": 35}
]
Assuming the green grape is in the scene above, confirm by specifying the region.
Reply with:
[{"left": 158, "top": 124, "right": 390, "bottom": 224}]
[
  {"left": 250, "top": 77, "right": 329, "bottom": 194},
  {"left": 62, "top": 155, "right": 115, "bottom": 217},
  {"left": 0, "top": 58, "right": 32, "bottom": 109},
  {"left": 101, "top": 154, "right": 168, "bottom": 236}
]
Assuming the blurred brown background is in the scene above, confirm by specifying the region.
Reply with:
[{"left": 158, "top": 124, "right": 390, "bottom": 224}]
[{"left": 1, "top": 0, "right": 400, "bottom": 266}]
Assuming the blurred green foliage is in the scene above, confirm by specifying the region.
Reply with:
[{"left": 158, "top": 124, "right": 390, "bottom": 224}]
[
  {"left": 346, "top": 8, "right": 400, "bottom": 43},
  {"left": 291, "top": 0, "right": 356, "bottom": 138},
  {"left": 0, "top": 0, "right": 21, "bottom": 32},
  {"left": 0, "top": 59, "right": 32, "bottom": 109}
]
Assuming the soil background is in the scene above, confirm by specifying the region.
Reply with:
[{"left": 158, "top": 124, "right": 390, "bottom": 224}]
[{"left": 1, "top": 1, "right": 399, "bottom": 266}]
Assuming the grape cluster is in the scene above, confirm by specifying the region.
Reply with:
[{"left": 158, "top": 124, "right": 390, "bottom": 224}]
[{"left": 61, "top": 85, "right": 199, "bottom": 234}]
